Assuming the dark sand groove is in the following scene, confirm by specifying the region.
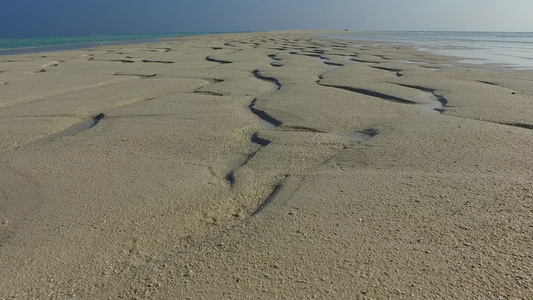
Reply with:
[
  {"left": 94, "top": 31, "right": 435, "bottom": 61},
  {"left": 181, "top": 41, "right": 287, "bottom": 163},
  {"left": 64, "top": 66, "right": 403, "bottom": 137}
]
[
  {"left": 319, "top": 83, "right": 416, "bottom": 104},
  {"left": 316, "top": 56, "right": 344, "bottom": 85},
  {"left": 268, "top": 54, "right": 282, "bottom": 67},
  {"left": 198, "top": 78, "right": 225, "bottom": 84},
  {"left": 279, "top": 125, "right": 324, "bottom": 133},
  {"left": 396, "top": 83, "right": 449, "bottom": 107},
  {"left": 91, "top": 59, "right": 135, "bottom": 63},
  {"left": 225, "top": 172, "right": 236, "bottom": 186},
  {"left": 350, "top": 58, "right": 380, "bottom": 64},
  {"left": 298, "top": 53, "right": 324, "bottom": 59},
  {"left": 315, "top": 51, "right": 442, "bottom": 111},
  {"left": 226, "top": 62, "right": 284, "bottom": 186},
  {"left": 205, "top": 56, "right": 233, "bottom": 64},
  {"left": 225, "top": 65, "right": 285, "bottom": 187},
  {"left": 478, "top": 81, "right": 498, "bottom": 86},
  {"left": 249, "top": 98, "right": 283, "bottom": 127},
  {"left": 252, "top": 69, "right": 282, "bottom": 90},
  {"left": 418, "top": 65, "right": 441, "bottom": 70},
  {"left": 328, "top": 53, "right": 356, "bottom": 57},
  {"left": 211, "top": 47, "right": 223, "bottom": 50},
  {"left": 35, "top": 113, "right": 106, "bottom": 144},
  {"left": 501, "top": 122, "right": 533, "bottom": 130},
  {"left": 324, "top": 61, "right": 344, "bottom": 67},
  {"left": 251, "top": 181, "right": 284, "bottom": 216},
  {"left": 225, "top": 132, "right": 272, "bottom": 187},
  {"left": 477, "top": 81, "right": 518, "bottom": 94},
  {"left": 194, "top": 91, "right": 225, "bottom": 97},
  {"left": 250, "top": 132, "right": 271, "bottom": 146},
  {"left": 114, "top": 73, "right": 156, "bottom": 78},
  {"left": 141, "top": 59, "right": 175, "bottom": 64}
]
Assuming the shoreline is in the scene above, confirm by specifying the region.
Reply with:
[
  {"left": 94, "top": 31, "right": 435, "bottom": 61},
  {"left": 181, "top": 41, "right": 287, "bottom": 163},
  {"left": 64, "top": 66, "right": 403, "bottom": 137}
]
[
  {"left": 325, "top": 31, "right": 533, "bottom": 70},
  {"left": 5, "top": 30, "right": 532, "bottom": 71},
  {"left": 0, "top": 39, "right": 167, "bottom": 56},
  {"left": 0, "top": 32, "right": 244, "bottom": 56},
  {"left": 1, "top": 30, "right": 532, "bottom": 299}
]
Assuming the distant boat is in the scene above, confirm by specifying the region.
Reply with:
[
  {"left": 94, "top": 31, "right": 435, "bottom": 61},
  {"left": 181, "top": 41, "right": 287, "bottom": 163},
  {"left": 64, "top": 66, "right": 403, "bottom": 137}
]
[{"left": 344, "top": 29, "right": 348, "bottom": 31}]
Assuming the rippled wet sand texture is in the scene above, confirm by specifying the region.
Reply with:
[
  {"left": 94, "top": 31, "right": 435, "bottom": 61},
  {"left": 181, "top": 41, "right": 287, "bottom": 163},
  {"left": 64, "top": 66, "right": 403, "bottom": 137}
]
[{"left": 1, "top": 31, "right": 532, "bottom": 299}]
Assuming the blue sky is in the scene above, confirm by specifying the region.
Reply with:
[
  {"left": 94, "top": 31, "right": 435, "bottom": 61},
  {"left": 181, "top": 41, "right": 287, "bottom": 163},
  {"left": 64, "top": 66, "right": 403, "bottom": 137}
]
[{"left": 1, "top": 0, "right": 532, "bottom": 38}]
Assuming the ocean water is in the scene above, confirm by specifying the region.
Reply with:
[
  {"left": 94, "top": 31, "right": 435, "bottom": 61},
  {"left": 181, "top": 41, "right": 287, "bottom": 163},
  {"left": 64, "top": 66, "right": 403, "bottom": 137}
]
[
  {"left": 0, "top": 32, "right": 232, "bottom": 55},
  {"left": 327, "top": 31, "right": 533, "bottom": 69}
]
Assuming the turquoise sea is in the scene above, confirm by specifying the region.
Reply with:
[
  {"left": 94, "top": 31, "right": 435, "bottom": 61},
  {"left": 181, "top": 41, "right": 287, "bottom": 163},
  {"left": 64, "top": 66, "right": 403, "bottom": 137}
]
[
  {"left": 326, "top": 31, "right": 533, "bottom": 69},
  {"left": 0, "top": 32, "right": 233, "bottom": 55}
]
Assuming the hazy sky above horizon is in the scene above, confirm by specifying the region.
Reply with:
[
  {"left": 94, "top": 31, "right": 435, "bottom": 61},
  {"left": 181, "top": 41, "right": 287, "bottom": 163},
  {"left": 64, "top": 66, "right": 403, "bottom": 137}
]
[{"left": 1, "top": 0, "right": 532, "bottom": 38}]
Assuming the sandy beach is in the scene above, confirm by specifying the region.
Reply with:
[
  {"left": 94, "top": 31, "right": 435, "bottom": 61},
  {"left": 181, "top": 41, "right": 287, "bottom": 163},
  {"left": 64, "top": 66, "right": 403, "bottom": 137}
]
[{"left": 1, "top": 31, "right": 532, "bottom": 299}]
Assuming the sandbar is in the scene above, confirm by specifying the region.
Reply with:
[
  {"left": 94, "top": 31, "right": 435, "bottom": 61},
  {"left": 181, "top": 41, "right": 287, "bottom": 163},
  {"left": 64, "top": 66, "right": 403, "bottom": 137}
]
[{"left": 1, "top": 31, "right": 532, "bottom": 299}]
